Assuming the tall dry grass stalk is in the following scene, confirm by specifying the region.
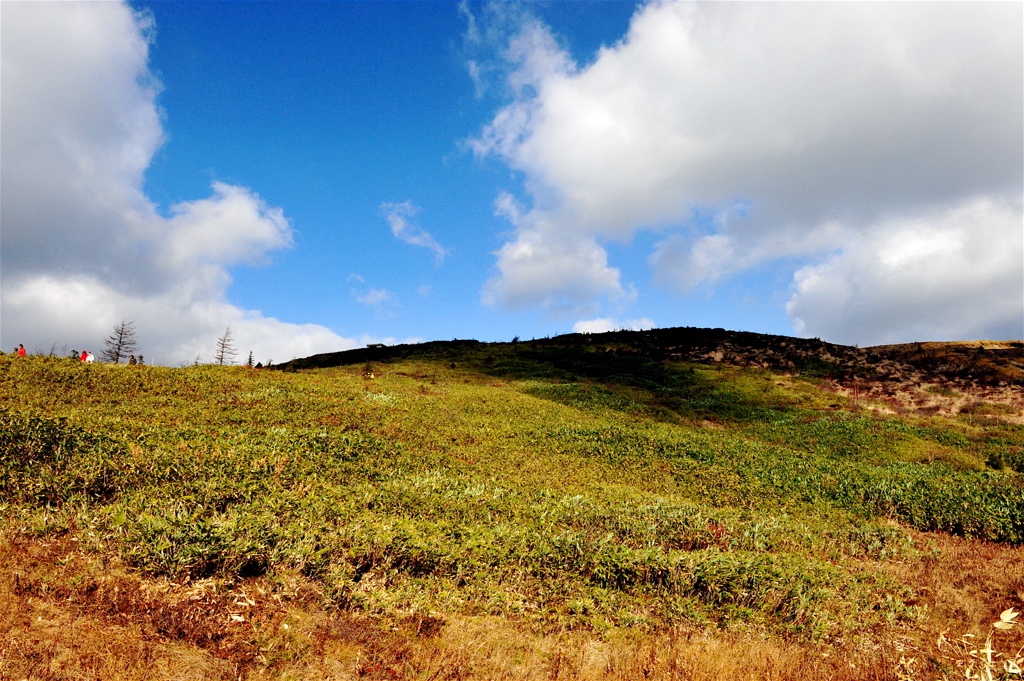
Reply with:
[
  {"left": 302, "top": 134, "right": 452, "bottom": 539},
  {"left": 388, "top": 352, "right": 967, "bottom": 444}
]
[
  {"left": 895, "top": 608, "right": 1023, "bottom": 681},
  {"left": 938, "top": 608, "right": 1021, "bottom": 681}
]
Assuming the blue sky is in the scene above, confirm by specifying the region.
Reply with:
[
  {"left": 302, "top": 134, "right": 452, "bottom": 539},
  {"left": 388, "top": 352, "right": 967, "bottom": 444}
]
[{"left": 2, "top": 1, "right": 1021, "bottom": 365}]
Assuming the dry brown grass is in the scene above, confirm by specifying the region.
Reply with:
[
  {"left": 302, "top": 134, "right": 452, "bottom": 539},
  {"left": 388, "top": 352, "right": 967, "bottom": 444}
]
[
  {"left": 871, "top": 531, "right": 1024, "bottom": 679},
  {"left": 0, "top": 532, "right": 925, "bottom": 681},
  {"left": 827, "top": 379, "right": 1024, "bottom": 426},
  {"left": 3, "top": 529, "right": 1022, "bottom": 680},
  {"left": 879, "top": 532, "right": 1024, "bottom": 638}
]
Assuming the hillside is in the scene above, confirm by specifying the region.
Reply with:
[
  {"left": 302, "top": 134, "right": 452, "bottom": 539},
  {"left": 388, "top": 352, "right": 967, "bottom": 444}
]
[
  {"left": 2, "top": 328, "right": 1023, "bottom": 680},
  {"left": 284, "top": 327, "right": 1024, "bottom": 424}
]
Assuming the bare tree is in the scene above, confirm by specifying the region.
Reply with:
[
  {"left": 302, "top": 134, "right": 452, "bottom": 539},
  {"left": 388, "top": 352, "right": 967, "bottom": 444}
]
[
  {"left": 214, "top": 326, "right": 238, "bottom": 365},
  {"left": 101, "top": 320, "right": 139, "bottom": 364}
]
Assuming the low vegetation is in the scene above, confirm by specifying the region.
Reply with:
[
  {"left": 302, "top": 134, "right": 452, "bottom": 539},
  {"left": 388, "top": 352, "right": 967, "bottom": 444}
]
[{"left": 1, "top": 332, "right": 1022, "bottom": 679}]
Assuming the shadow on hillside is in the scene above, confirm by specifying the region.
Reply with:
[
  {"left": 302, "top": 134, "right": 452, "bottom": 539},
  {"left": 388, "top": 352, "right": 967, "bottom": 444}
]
[
  {"left": 480, "top": 346, "right": 792, "bottom": 425},
  {"left": 278, "top": 336, "right": 799, "bottom": 425}
]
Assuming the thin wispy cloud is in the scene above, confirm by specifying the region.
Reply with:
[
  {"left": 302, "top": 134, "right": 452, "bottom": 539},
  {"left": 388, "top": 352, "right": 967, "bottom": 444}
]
[
  {"left": 355, "top": 287, "right": 394, "bottom": 308},
  {"left": 381, "top": 201, "right": 449, "bottom": 266},
  {"left": 349, "top": 275, "right": 397, "bottom": 318}
]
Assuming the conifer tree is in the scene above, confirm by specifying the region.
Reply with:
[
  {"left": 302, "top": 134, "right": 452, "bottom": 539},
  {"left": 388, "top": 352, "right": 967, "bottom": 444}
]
[
  {"left": 214, "top": 326, "right": 238, "bottom": 365},
  {"left": 101, "top": 320, "right": 139, "bottom": 364}
]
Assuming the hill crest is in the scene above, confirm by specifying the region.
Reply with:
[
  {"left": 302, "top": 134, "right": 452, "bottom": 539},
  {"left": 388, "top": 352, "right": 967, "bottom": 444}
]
[{"left": 280, "top": 326, "right": 1024, "bottom": 424}]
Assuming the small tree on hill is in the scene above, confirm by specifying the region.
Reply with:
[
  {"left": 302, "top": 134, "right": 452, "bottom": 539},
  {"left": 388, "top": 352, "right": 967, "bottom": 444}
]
[
  {"left": 215, "top": 326, "right": 238, "bottom": 365},
  {"left": 245, "top": 350, "right": 254, "bottom": 367},
  {"left": 101, "top": 319, "right": 139, "bottom": 364}
]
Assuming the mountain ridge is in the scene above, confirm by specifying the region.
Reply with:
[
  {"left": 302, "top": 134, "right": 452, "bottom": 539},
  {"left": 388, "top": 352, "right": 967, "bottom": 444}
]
[{"left": 280, "top": 326, "right": 1024, "bottom": 383}]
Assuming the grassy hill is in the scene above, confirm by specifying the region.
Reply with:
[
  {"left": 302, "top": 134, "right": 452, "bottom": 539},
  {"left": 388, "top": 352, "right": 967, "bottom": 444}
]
[{"left": 2, "top": 328, "right": 1022, "bottom": 680}]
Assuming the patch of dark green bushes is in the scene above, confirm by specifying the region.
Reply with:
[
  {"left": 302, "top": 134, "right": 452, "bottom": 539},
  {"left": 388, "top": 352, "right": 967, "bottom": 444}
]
[{"left": 0, "top": 409, "right": 131, "bottom": 504}]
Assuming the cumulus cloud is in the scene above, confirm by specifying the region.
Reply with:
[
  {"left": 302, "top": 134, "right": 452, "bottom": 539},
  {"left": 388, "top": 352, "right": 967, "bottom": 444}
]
[
  {"left": 481, "top": 193, "right": 630, "bottom": 317},
  {"left": 650, "top": 217, "right": 846, "bottom": 293},
  {"left": 0, "top": 1, "right": 355, "bottom": 364},
  {"left": 471, "top": 1, "right": 1022, "bottom": 342},
  {"left": 381, "top": 201, "right": 449, "bottom": 266},
  {"left": 165, "top": 183, "right": 292, "bottom": 269},
  {"left": 787, "top": 196, "right": 1024, "bottom": 346},
  {"left": 0, "top": 274, "right": 352, "bottom": 366}
]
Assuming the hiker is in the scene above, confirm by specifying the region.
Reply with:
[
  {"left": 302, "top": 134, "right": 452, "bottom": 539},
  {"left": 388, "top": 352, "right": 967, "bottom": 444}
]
[
  {"left": 85, "top": 351, "right": 95, "bottom": 363},
  {"left": 16, "top": 344, "right": 26, "bottom": 357},
  {"left": 80, "top": 350, "right": 88, "bottom": 362},
  {"left": 128, "top": 355, "right": 137, "bottom": 365}
]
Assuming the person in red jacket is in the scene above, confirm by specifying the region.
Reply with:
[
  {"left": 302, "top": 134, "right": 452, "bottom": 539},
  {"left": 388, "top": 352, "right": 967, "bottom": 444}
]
[
  {"left": 80, "top": 350, "right": 88, "bottom": 362},
  {"left": 16, "top": 344, "right": 26, "bottom": 357}
]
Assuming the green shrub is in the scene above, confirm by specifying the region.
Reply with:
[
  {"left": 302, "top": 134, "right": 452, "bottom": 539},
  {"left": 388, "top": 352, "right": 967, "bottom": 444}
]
[{"left": 0, "top": 409, "right": 129, "bottom": 504}]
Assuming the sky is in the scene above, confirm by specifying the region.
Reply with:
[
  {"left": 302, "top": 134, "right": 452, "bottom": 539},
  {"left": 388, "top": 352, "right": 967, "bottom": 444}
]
[{"left": 2, "top": 0, "right": 1022, "bottom": 366}]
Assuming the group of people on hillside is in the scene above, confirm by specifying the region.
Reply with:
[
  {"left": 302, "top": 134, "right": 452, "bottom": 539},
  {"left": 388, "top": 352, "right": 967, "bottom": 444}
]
[
  {"left": 9, "top": 345, "right": 143, "bottom": 365},
  {"left": 10, "top": 344, "right": 90, "bottom": 360}
]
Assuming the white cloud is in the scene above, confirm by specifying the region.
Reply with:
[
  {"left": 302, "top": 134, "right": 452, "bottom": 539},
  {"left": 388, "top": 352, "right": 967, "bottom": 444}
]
[
  {"left": 0, "top": 1, "right": 355, "bottom": 364},
  {"left": 472, "top": 1, "right": 1022, "bottom": 342},
  {"left": 381, "top": 201, "right": 449, "bottom": 266},
  {"left": 572, "top": 317, "right": 655, "bottom": 334},
  {"left": 165, "top": 183, "right": 292, "bottom": 268},
  {"left": 1, "top": 274, "right": 357, "bottom": 366},
  {"left": 786, "top": 196, "right": 1024, "bottom": 345},
  {"left": 355, "top": 288, "right": 394, "bottom": 307},
  {"left": 459, "top": 0, "right": 542, "bottom": 100},
  {"left": 348, "top": 278, "right": 397, "bottom": 320},
  {"left": 347, "top": 275, "right": 397, "bottom": 312},
  {"left": 650, "top": 219, "right": 846, "bottom": 292},
  {"left": 481, "top": 194, "right": 629, "bottom": 317}
]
